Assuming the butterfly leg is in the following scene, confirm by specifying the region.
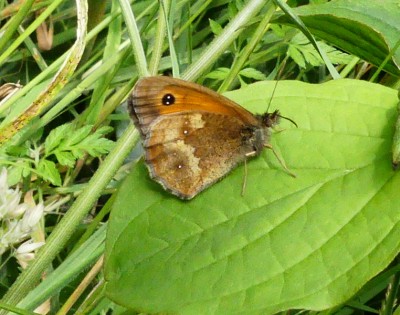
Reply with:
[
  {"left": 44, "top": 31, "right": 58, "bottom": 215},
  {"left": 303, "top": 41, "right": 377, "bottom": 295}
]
[
  {"left": 272, "top": 126, "right": 285, "bottom": 133},
  {"left": 264, "top": 144, "right": 296, "bottom": 178},
  {"left": 241, "top": 150, "right": 258, "bottom": 196},
  {"left": 241, "top": 158, "right": 248, "bottom": 196},
  {"left": 245, "top": 150, "right": 257, "bottom": 157}
]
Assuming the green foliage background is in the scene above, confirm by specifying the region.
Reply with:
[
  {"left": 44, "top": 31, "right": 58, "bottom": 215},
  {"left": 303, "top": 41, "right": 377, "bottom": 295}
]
[{"left": 0, "top": 0, "right": 399, "bottom": 314}]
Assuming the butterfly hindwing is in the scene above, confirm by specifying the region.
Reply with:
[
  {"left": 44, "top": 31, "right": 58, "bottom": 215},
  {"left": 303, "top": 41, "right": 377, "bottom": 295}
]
[{"left": 144, "top": 112, "right": 258, "bottom": 199}]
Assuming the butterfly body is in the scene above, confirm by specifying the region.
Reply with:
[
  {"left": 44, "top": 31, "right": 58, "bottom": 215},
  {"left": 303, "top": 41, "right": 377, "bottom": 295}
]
[{"left": 128, "top": 76, "right": 280, "bottom": 200}]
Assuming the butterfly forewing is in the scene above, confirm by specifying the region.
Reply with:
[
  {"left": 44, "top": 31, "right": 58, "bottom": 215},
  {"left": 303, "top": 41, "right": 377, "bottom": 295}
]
[{"left": 128, "top": 76, "right": 260, "bottom": 136}]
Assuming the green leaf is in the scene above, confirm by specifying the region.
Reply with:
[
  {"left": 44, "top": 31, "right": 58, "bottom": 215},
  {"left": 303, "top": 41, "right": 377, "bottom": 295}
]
[
  {"left": 94, "top": 126, "right": 113, "bottom": 136},
  {"left": 287, "top": 32, "right": 352, "bottom": 68},
  {"left": 275, "top": 0, "right": 400, "bottom": 75},
  {"left": 105, "top": 80, "right": 400, "bottom": 314},
  {"left": 288, "top": 43, "right": 307, "bottom": 68},
  {"left": 44, "top": 123, "right": 72, "bottom": 155},
  {"left": 73, "top": 131, "right": 115, "bottom": 158},
  {"left": 54, "top": 151, "right": 75, "bottom": 168},
  {"left": 69, "top": 147, "right": 86, "bottom": 160},
  {"left": 204, "top": 67, "right": 230, "bottom": 80},
  {"left": 37, "top": 159, "right": 61, "bottom": 186},
  {"left": 6, "top": 161, "right": 31, "bottom": 186},
  {"left": 209, "top": 19, "right": 223, "bottom": 36},
  {"left": 63, "top": 125, "right": 92, "bottom": 147},
  {"left": 239, "top": 68, "right": 268, "bottom": 80},
  {"left": 83, "top": 138, "right": 114, "bottom": 157},
  {"left": 5, "top": 144, "right": 30, "bottom": 157},
  {"left": 51, "top": 125, "right": 114, "bottom": 163}
]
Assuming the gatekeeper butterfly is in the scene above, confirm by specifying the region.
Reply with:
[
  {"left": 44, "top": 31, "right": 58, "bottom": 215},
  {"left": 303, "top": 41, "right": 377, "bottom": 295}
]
[{"left": 128, "top": 76, "right": 293, "bottom": 200}]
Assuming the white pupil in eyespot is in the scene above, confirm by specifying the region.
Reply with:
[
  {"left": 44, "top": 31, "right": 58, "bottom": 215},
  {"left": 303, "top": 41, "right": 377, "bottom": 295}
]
[{"left": 162, "top": 93, "right": 175, "bottom": 105}]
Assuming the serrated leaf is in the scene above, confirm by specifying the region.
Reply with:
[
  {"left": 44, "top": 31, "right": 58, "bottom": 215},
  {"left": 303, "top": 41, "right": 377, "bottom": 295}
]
[
  {"left": 105, "top": 80, "right": 400, "bottom": 314},
  {"left": 288, "top": 45, "right": 307, "bottom": 68},
  {"left": 37, "top": 159, "right": 61, "bottom": 186},
  {"left": 75, "top": 131, "right": 114, "bottom": 157},
  {"left": 53, "top": 125, "right": 113, "bottom": 162},
  {"left": 204, "top": 68, "right": 230, "bottom": 80},
  {"left": 288, "top": 33, "right": 352, "bottom": 68},
  {"left": 94, "top": 126, "right": 113, "bottom": 136},
  {"left": 70, "top": 148, "right": 86, "bottom": 160},
  {"left": 239, "top": 68, "right": 268, "bottom": 80},
  {"left": 209, "top": 19, "right": 223, "bottom": 36},
  {"left": 44, "top": 123, "right": 72, "bottom": 155},
  {"left": 55, "top": 151, "right": 75, "bottom": 168},
  {"left": 63, "top": 125, "right": 92, "bottom": 147},
  {"left": 323, "top": 44, "right": 352, "bottom": 64},
  {"left": 84, "top": 138, "right": 115, "bottom": 157}
]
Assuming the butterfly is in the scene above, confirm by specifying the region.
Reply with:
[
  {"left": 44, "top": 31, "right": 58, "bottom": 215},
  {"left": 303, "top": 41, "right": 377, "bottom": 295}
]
[{"left": 128, "top": 76, "right": 294, "bottom": 200}]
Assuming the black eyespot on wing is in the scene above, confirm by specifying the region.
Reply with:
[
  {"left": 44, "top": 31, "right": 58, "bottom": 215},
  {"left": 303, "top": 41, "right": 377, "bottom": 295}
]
[{"left": 162, "top": 93, "right": 175, "bottom": 106}]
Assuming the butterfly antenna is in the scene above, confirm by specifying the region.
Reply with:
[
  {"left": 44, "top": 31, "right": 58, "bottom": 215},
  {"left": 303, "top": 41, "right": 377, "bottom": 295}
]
[
  {"left": 278, "top": 113, "right": 298, "bottom": 128},
  {"left": 266, "top": 56, "right": 285, "bottom": 112},
  {"left": 266, "top": 80, "right": 279, "bottom": 113}
]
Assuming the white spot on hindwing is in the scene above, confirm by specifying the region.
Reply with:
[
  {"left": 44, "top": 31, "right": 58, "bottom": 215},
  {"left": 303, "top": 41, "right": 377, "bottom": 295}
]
[{"left": 164, "top": 140, "right": 201, "bottom": 175}]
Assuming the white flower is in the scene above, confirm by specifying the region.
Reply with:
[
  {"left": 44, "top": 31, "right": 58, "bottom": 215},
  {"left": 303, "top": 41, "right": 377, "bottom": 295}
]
[
  {"left": 15, "top": 240, "right": 45, "bottom": 268},
  {"left": 0, "top": 167, "right": 7, "bottom": 189},
  {"left": 20, "top": 203, "right": 44, "bottom": 232},
  {"left": 0, "top": 168, "right": 45, "bottom": 256},
  {"left": 16, "top": 240, "right": 45, "bottom": 254},
  {"left": 0, "top": 168, "right": 23, "bottom": 219}
]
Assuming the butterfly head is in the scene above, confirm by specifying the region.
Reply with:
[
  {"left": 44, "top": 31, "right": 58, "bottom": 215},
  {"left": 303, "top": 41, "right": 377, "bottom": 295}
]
[
  {"left": 259, "top": 110, "right": 280, "bottom": 129},
  {"left": 259, "top": 110, "right": 297, "bottom": 129}
]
